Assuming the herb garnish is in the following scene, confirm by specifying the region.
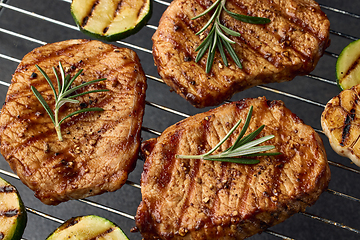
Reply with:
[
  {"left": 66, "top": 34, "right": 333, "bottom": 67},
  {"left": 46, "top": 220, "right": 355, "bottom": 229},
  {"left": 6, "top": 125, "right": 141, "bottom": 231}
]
[
  {"left": 193, "top": 0, "right": 270, "bottom": 73},
  {"left": 31, "top": 62, "right": 109, "bottom": 141},
  {"left": 176, "top": 106, "right": 280, "bottom": 164}
]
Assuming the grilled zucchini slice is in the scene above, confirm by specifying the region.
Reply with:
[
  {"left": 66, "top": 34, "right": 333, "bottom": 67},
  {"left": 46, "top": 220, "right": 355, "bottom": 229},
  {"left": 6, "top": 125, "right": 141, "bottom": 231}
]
[
  {"left": 46, "top": 215, "right": 129, "bottom": 240},
  {"left": 0, "top": 177, "right": 27, "bottom": 240},
  {"left": 336, "top": 39, "right": 360, "bottom": 90},
  {"left": 71, "top": 0, "right": 152, "bottom": 41}
]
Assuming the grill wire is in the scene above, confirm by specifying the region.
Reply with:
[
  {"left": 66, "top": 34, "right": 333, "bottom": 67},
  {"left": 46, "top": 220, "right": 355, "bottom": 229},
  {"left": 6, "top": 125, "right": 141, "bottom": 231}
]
[{"left": 0, "top": 0, "right": 360, "bottom": 239}]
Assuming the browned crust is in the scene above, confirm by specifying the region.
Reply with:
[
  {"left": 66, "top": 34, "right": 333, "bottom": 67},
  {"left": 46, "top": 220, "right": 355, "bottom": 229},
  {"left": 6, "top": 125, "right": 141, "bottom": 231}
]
[
  {"left": 136, "top": 97, "right": 330, "bottom": 239},
  {"left": 152, "top": 0, "right": 330, "bottom": 108},
  {"left": 0, "top": 39, "right": 147, "bottom": 205}
]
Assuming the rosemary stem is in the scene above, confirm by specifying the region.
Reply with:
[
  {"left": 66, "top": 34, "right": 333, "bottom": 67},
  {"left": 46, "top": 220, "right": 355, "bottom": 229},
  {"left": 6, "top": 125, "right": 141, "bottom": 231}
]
[
  {"left": 175, "top": 154, "right": 206, "bottom": 160},
  {"left": 55, "top": 125, "right": 63, "bottom": 142},
  {"left": 54, "top": 108, "right": 63, "bottom": 141}
]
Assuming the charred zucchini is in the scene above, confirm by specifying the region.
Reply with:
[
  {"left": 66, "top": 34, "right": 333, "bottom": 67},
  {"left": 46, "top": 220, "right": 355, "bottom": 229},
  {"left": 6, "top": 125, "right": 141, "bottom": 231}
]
[
  {"left": 46, "top": 215, "right": 129, "bottom": 240},
  {"left": 71, "top": 0, "right": 152, "bottom": 41},
  {"left": 0, "top": 177, "right": 27, "bottom": 240},
  {"left": 336, "top": 39, "right": 360, "bottom": 90}
]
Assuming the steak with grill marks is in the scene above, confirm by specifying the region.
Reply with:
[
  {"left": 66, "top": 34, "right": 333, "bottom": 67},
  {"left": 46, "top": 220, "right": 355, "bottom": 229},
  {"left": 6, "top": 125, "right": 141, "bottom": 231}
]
[
  {"left": 135, "top": 97, "right": 330, "bottom": 240},
  {"left": 0, "top": 39, "right": 147, "bottom": 205},
  {"left": 152, "top": 0, "right": 330, "bottom": 108}
]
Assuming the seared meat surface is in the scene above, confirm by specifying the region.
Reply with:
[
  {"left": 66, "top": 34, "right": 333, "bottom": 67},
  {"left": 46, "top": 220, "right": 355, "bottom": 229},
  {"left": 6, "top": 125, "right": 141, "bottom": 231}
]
[
  {"left": 153, "top": 0, "right": 330, "bottom": 108},
  {"left": 321, "top": 84, "right": 360, "bottom": 167},
  {"left": 0, "top": 39, "right": 147, "bottom": 205},
  {"left": 136, "top": 97, "right": 330, "bottom": 240}
]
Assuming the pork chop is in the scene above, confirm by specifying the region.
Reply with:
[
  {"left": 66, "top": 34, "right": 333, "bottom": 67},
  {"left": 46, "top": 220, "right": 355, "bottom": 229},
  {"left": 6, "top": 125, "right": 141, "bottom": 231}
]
[
  {"left": 136, "top": 97, "right": 330, "bottom": 239},
  {"left": 0, "top": 39, "right": 147, "bottom": 205},
  {"left": 153, "top": 0, "right": 330, "bottom": 108}
]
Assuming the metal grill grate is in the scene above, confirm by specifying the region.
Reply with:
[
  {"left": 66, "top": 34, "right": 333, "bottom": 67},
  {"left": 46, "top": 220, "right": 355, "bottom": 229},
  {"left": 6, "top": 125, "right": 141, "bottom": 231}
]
[{"left": 1, "top": 0, "right": 360, "bottom": 239}]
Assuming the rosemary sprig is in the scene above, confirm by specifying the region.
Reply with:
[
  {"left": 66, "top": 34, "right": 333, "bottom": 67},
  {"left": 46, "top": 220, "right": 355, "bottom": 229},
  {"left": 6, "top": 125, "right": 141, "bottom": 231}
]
[
  {"left": 31, "top": 62, "right": 109, "bottom": 141},
  {"left": 176, "top": 106, "right": 280, "bottom": 164},
  {"left": 193, "top": 0, "right": 270, "bottom": 73}
]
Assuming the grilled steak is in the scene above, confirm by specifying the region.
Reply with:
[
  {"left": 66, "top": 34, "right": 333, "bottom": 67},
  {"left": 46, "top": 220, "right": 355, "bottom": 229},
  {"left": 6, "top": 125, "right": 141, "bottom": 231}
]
[
  {"left": 0, "top": 39, "right": 147, "bottom": 205},
  {"left": 136, "top": 97, "right": 330, "bottom": 240},
  {"left": 153, "top": 0, "right": 330, "bottom": 108},
  {"left": 321, "top": 84, "right": 360, "bottom": 167}
]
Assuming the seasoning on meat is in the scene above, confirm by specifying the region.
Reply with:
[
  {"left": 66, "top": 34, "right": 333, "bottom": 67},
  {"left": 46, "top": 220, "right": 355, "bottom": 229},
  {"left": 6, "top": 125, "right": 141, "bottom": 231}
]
[
  {"left": 152, "top": 0, "right": 330, "bottom": 108},
  {"left": 136, "top": 97, "right": 330, "bottom": 240},
  {"left": 0, "top": 39, "right": 147, "bottom": 205}
]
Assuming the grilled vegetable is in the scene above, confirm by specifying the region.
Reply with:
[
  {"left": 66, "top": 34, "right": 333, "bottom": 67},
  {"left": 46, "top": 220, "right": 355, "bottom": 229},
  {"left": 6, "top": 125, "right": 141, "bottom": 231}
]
[
  {"left": 321, "top": 84, "right": 360, "bottom": 167},
  {"left": 46, "top": 215, "right": 129, "bottom": 240},
  {"left": 71, "top": 0, "right": 152, "bottom": 41},
  {"left": 336, "top": 39, "right": 360, "bottom": 90},
  {"left": 0, "top": 177, "right": 27, "bottom": 240}
]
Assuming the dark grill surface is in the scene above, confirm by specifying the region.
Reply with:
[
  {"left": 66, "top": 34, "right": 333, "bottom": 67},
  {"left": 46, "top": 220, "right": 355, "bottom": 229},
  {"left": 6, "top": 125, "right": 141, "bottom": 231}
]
[{"left": 0, "top": 0, "right": 360, "bottom": 239}]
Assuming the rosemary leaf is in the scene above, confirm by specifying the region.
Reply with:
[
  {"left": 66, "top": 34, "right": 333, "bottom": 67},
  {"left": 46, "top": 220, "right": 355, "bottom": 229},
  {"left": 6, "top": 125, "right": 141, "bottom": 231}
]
[
  {"left": 58, "top": 107, "right": 104, "bottom": 125},
  {"left": 30, "top": 86, "right": 55, "bottom": 125},
  {"left": 220, "top": 145, "right": 276, "bottom": 158},
  {"left": 195, "top": 26, "right": 215, "bottom": 52},
  {"left": 192, "top": 0, "right": 221, "bottom": 20},
  {"left": 244, "top": 152, "right": 281, "bottom": 157},
  {"left": 65, "top": 69, "right": 83, "bottom": 91},
  {"left": 221, "top": 38, "right": 242, "bottom": 69},
  {"left": 196, "top": 3, "right": 222, "bottom": 36},
  {"left": 216, "top": 24, "right": 235, "bottom": 44},
  {"left": 235, "top": 134, "right": 274, "bottom": 151},
  {"left": 217, "top": 35, "right": 228, "bottom": 66},
  {"left": 193, "top": 0, "right": 270, "bottom": 73},
  {"left": 234, "top": 125, "right": 266, "bottom": 148},
  {"left": 35, "top": 65, "right": 58, "bottom": 99},
  {"left": 56, "top": 98, "right": 80, "bottom": 111},
  {"left": 53, "top": 66, "right": 62, "bottom": 97},
  {"left": 68, "top": 89, "right": 109, "bottom": 99},
  {"left": 225, "top": 105, "right": 253, "bottom": 152},
  {"left": 59, "top": 62, "right": 67, "bottom": 94},
  {"left": 223, "top": 6, "right": 271, "bottom": 24},
  {"left": 176, "top": 106, "right": 280, "bottom": 164},
  {"left": 32, "top": 62, "right": 109, "bottom": 141},
  {"left": 202, "top": 157, "right": 260, "bottom": 164},
  {"left": 219, "top": 23, "right": 241, "bottom": 37},
  {"left": 63, "top": 78, "right": 107, "bottom": 97},
  {"left": 206, "top": 39, "right": 216, "bottom": 73}
]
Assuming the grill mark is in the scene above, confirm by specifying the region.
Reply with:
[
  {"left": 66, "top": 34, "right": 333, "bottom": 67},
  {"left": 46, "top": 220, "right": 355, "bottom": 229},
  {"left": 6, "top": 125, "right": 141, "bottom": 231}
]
[
  {"left": 102, "top": 0, "right": 122, "bottom": 35},
  {"left": 189, "top": 0, "right": 310, "bottom": 74},
  {"left": 2, "top": 45, "right": 140, "bottom": 167},
  {"left": 177, "top": 118, "right": 208, "bottom": 230},
  {"left": 340, "top": 109, "right": 356, "bottom": 147},
  {"left": 0, "top": 209, "right": 19, "bottom": 218},
  {"left": 2, "top": 98, "right": 112, "bottom": 160},
  {"left": 81, "top": 0, "right": 100, "bottom": 27},
  {"left": 6, "top": 41, "right": 115, "bottom": 115},
  {"left": 156, "top": 130, "right": 182, "bottom": 189},
  {"left": 89, "top": 227, "right": 114, "bottom": 240},
  {"left": 13, "top": 40, "right": 91, "bottom": 76},
  {"left": 226, "top": 0, "right": 314, "bottom": 66},
  {"left": 204, "top": 118, "right": 232, "bottom": 227},
  {"left": 177, "top": 159, "right": 201, "bottom": 232},
  {"left": 0, "top": 185, "right": 16, "bottom": 193},
  {"left": 343, "top": 56, "right": 360, "bottom": 80},
  {"left": 177, "top": 1, "right": 220, "bottom": 71},
  {"left": 137, "top": 0, "right": 148, "bottom": 18},
  {"left": 115, "top": 0, "right": 124, "bottom": 18},
  {"left": 175, "top": 9, "right": 246, "bottom": 85},
  {"left": 0, "top": 233, "right": 3, "bottom": 240}
]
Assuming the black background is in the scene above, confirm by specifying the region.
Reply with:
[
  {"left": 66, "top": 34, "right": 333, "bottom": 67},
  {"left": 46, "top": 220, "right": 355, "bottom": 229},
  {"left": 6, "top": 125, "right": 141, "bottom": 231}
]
[{"left": 0, "top": 0, "right": 360, "bottom": 239}]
